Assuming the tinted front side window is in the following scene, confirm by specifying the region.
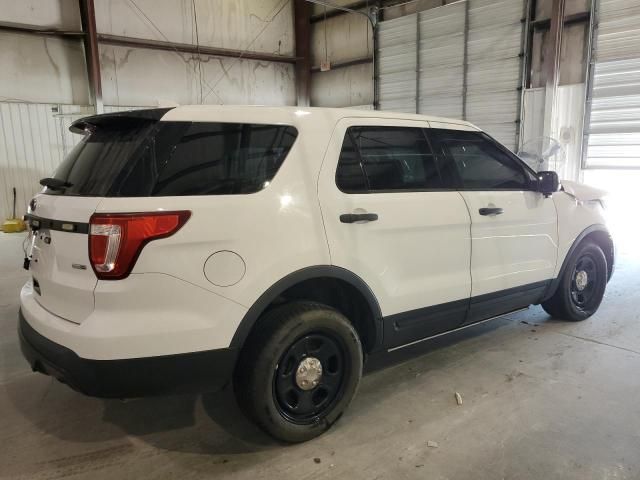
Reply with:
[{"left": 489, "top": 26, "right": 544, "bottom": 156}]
[
  {"left": 48, "top": 121, "right": 297, "bottom": 196},
  {"left": 431, "top": 130, "right": 531, "bottom": 190},
  {"left": 336, "top": 126, "right": 443, "bottom": 192}
]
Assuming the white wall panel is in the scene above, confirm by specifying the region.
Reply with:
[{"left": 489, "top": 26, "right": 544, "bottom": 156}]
[
  {"left": 311, "top": 63, "right": 373, "bottom": 108},
  {"left": 520, "top": 85, "right": 585, "bottom": 181},
  {"left": 0, "top": 0, "right": 80, "bottom": 29},
  {"left": 0, "top": 102, "right": 141, "bottom": 219},
  {"left": 100, "top": 44, "right": 295, "bottom": 107},
  {"left": 553, "top": 84, "right": 586, "bottom": 180},
  {"left": 309, "top": 5, "right": 373, "bottom": 107},
  {"left": 0, "top": 0, "right": 296, "bottom": 108},
  {"left": 520, "top": 87, "right": 545, "bottom": 148},
  {"left": 95, "top": 0, "right": 294, "bottom": 55},
  {"left": 0, "top": 32, "right": 89, "bottom": 105},
  {"left": 310, "top": 10, "right": 372, "bottom": 66}
]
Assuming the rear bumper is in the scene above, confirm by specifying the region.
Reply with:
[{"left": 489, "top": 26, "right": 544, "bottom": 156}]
[{"left": 19, "top": 310, "right": 237, "bottom": 398}]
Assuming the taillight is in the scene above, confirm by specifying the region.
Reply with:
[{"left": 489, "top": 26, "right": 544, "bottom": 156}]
[{"left": 89, "top": 211, "right": 190, "bottom": 280}]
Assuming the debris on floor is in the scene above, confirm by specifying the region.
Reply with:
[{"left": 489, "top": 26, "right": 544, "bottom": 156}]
[
  {"left": 427, "top": 440, "right": 439, "bottom": 448},
  {"left": 455, "top": 392, "right": 463, "bottom": 405},
  {"left": 313, "top": 458, "right": 321, "bottom": 464}
]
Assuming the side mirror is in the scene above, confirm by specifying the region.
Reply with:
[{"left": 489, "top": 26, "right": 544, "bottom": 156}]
[{"left": 537, "top": 171, "right": 559, "bottom": 197}]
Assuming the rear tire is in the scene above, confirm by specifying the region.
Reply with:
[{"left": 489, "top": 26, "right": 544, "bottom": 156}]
[
  {"left": 542, "top": 241, "right": 607, "bottom": 321},
  {"left": 235, "top": 301, "right": 362, "bottom": 443}
]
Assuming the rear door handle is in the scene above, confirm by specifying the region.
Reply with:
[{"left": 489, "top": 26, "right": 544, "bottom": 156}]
[
  {"left": 478, "top": 207, "right": 504, "bottom": 216},
  {"left": 340, "top": 213, "right": 379, "bottom": 223}
]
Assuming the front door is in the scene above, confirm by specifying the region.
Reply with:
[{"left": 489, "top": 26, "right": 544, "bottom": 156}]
[
  {"left": 318, "top": 119, "right": 472, "bottom": 349},
  {"left": 428, "top": 128, "right": 558, "bottom": 324}
]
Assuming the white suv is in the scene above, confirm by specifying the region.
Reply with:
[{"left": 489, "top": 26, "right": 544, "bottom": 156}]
[{"left": 19, "top": 106, "right": 614, "bottom": 442}]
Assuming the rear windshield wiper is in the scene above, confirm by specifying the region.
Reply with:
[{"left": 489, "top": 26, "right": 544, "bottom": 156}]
[{"left": 40, "top": 178, "right": 73, "bottom": 190}]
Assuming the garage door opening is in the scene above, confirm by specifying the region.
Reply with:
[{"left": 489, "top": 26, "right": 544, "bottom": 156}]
[{"left": 582, "top": 169, "right": 640, "bottom": 259}]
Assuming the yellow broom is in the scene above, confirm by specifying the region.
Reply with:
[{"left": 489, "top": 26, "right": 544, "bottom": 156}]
[{"left": 2, "top": 187, "right": 26, "bottom": 233}]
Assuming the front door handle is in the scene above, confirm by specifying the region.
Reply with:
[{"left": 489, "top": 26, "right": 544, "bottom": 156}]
[
  {"left": 478, "top": 207, "right": 504, "bottom": 216},
  {"left": 340, "top": 213, "right": 379, "bottom": 223}
]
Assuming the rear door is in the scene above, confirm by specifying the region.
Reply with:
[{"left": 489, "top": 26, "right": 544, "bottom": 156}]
[
  {"left": 318, "top": 119, "right": 472, "bottom": 349},
  {"left": 428, "top": 128, "right": 558, "bottom": 324}
]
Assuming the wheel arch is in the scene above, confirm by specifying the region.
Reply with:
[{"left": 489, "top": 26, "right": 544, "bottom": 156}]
[
  {"left": 230, "top": 266, "right": 384, "bottom": 356},
  {"left": 542, "top": 224, "right": 614, "bottom": 302}
]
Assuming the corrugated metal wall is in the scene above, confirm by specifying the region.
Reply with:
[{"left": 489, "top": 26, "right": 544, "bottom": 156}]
[
  {"left": 586, "top": 0, "right": 640, "bottom": 168},
  {"left": 418, "top": 2, "right": 465, "bottom": 118},
  {"left": 377, "top": 0, "right": 525, "bottom": 150},
  {"left": 466, "top": 0, "right": 523, "bottom": 149},
  {"left": 0, "top": 103, "right": 141, "bottom": 218},
  {"left": 378, "top": 14, "right": 418, "bottom": 113}
]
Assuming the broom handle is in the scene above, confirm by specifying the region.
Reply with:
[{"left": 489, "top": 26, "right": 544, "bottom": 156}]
[{"left": 12, "top": 187, "right": 16, "bottom": 218}]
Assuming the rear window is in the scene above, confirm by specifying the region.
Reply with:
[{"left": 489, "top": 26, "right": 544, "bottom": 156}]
[
  {"left": 336, "top": 126, "right": 445, "bottom": 193},
  {"left": 48, "top": 121, "right": 298, "bottom": 197}
]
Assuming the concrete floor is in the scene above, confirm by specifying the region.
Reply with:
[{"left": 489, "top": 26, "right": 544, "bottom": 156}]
[{"left": 2, "top": 231, "right": 640, "bottom": 480}]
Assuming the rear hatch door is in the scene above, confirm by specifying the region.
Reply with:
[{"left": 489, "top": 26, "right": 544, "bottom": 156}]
[
  {"left": 27, "top": 108, "right": 172, "bottom": 324},
  {"left": 28, "top": 194, "right": 101, "bottom": 324}
]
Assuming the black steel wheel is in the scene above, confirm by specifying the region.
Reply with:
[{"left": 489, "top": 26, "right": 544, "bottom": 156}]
[
  {"left": 570, "top": 254, "right": 599, "bottom": 312},
  {"left": 235, "top": 302, "right": 362, "bottom": 443},
  {"left": 542, "top": 241, "right": 607, "bottom": 321},
  {"left": 273, "top": 332, "right": 346, "bottom": 424}
]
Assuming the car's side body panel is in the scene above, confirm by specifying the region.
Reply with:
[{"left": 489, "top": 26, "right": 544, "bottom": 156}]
[
  {"left": 18, "top": 106, "right": 612, "bottom": 391},
  {"left": 459, "top": 190, "right": 558, "bottom": 298},
  {"left": 552, "top": 191, "right": 608, "bottom": 279}
]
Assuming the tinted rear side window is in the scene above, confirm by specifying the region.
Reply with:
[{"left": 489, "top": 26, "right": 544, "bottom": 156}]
[
  {"left": 336, "top": 126, "right": 443, "bottom": 192},
  {"left": 52, "top": 121, "right": 156, "bottom": 197},
  {"left": 335, "top": 134, "right": 368, "bottom": 193},
  {"left": 49, "top": 122, "right": 297, "bottom": 197},
  {"left": 153, "top": 123, "right": 297, "bottom": 196}
]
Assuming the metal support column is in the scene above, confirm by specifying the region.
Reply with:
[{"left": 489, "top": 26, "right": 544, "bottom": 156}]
[
  {"left": 415, "top": 13, "right": 420, "bottom": 114},
  {"left": 517, "top": 0, "right": 534, "bottom": 150},
  {"left": 542, "top": 0, "right": 566, "bottom": 149},
  {"left": 293, "top": 0, "right": 312, "bottom": 106},
  {"left": 79, "top": 0, "right": 103, "bottom": 113},
  {"left": 580, "top": 0, "right": 598, "bottom": 175},
  {"left": 372, "top": 2, "right": 380, "bottom": 110},
  {"left": 462, "top": 0, "right": 470, "bottom": 121}
]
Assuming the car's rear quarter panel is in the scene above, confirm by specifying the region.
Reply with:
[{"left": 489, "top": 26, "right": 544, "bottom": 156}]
[{"left": 95, "top": 109, "right": 334, "bottom": 316}]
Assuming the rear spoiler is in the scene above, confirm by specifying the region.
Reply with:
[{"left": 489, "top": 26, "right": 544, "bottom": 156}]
[{"left": 69, "top": 107, "right": 174, "bottom": 134}]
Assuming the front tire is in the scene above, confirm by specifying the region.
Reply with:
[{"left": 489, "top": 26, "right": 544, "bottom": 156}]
[
  {"left": 235, "top": 302, "right": 362, "bottom": 443},
  {"left": 542, "top": 241, "right": 607, "bottom": 321}
]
